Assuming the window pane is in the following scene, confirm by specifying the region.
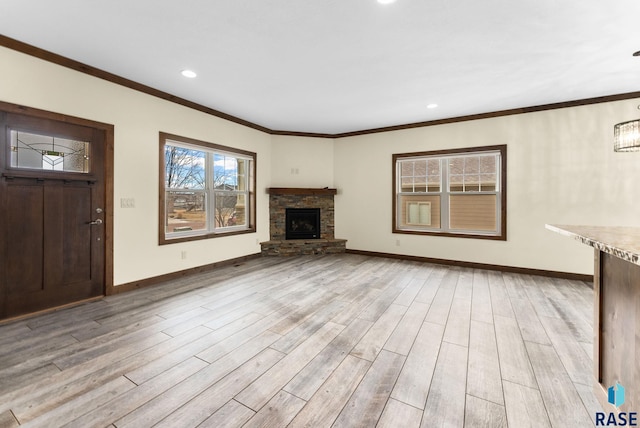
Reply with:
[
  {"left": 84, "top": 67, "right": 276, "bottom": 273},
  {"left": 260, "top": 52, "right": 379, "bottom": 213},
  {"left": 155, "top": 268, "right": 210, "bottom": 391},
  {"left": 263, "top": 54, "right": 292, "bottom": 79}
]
[
  {"left": 426, "top": 181, "right": 441, "bottom": 192},
  {"left": 413, "top": 160, "right": 427, "bottom": 176},
  {"left": 214, "top": 192, "right": 246, "bottom": 228},
  {"left": 214, "top": 154, "right": 244, "bottom": 190},
  {"left": 449, "top": 194, "right": 496, "bottom": 231},
  {"left": 463, "top": 173, "right": 480, "bottom": 192},
  {"left": 449, "top": 157, "right": 464, "bottom": 175},
  {"left": 464, "top": 156, "right": 479, "bottom": 174},
  {"left": 233, "top": 194, "right": 247, "bottom": 227},
  {"left": 449, "top": 174, "right": 464, "bottom": 192},
  {"left": 400, "top": 161, "right": 414, "bottom": 177},
  {"left": 401, "top": 176, "right": 414, "bottom": 192},
  {"left": 427, "top": 159, "right": 441, "bottom": 191},
  {"left": 398, "top": 159, "right": 439, "bottom": 193},
  {"left": 480, "top": 173, "right": 497, "bottom": 191},
  {"left": 480, "top": 155, "right": 497, "bottom": 173},
  {"left": 449, "top": 155, "right": 498, "bottom": 193},
  {"left": 165, "top": 145, "right": 205, "bottom": 189},
  {"left": 400, "top": 161, "right": 414, "bottom": 192},
  {"left": 10, "top": 130, "right": 90, "bottom": 173},
  {"left": 236, "top": 158, "right": 249, "bottom": 192},
  {"left": 427, "top": 159, "right": 440, "bottom": 175},
  {"left": 412, "top": 159, "right": 426, "bottom": 191},
  {"left": 166, "top": 191, "right": 206, "bottom": 233},
  {"left": 398, "top": 195, "right": 441, "bottom": 229}
]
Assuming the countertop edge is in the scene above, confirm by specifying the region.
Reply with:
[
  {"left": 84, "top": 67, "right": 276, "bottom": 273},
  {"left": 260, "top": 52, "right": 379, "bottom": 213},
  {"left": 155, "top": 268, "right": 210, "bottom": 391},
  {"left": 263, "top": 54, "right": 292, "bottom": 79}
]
[{"left": 546, "top": 224, "right": 640, "bottom": 266}]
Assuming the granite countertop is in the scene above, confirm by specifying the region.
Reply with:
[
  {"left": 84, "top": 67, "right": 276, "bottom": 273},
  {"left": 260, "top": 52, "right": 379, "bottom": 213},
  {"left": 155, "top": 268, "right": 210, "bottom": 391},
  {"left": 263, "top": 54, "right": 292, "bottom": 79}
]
[{"left": 546, "top": 224, "right": 640, "bottom": 266}]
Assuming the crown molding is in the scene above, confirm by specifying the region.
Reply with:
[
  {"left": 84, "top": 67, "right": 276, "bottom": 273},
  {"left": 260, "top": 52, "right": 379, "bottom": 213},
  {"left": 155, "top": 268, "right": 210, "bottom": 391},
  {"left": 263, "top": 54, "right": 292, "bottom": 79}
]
[
  {"left": 333, "top": 92, "right": 640, "bottom": 138},
  {"left": 2, "top": 34, "right": 640, "bottom": 139},
  {"left": 0, "top": 34, "right": 272, "bottom": 134}
]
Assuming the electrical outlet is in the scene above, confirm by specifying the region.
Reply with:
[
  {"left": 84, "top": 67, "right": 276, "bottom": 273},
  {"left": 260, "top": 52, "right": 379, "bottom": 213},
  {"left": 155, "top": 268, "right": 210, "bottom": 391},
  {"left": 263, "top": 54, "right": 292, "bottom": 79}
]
[
  {"left": 395, "top": 239, "right": 401, "bottom": 246},
  {"left": 181, "top": 250, "right": 187, "bottom": 260}
]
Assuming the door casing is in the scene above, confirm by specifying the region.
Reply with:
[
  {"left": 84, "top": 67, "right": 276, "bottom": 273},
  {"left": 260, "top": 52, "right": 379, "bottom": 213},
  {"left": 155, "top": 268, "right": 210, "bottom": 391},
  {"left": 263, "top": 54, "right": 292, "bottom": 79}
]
[{"left": 0, "top": 101, "right": 114, "bottom": 320}]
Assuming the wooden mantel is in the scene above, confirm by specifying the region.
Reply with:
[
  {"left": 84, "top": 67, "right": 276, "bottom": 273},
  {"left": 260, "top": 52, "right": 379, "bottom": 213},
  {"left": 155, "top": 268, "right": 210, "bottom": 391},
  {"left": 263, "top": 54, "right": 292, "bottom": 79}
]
[{"left": 267, "top": 187, "right": 337, "bottom": 196}]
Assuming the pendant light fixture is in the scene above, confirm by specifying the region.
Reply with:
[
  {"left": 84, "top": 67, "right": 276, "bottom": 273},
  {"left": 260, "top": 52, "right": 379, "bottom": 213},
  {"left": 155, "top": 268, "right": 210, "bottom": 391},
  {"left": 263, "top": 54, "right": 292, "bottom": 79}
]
[
  {"left": 614, "top": 52, "right": 640, "bottom": 152},
  {"left": 614, "top": 118, "right": 640, "bottom": 152}
]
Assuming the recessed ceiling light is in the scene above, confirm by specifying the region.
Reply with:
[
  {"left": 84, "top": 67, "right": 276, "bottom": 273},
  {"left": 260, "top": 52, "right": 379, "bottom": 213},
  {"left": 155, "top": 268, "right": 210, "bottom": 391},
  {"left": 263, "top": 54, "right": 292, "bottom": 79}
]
[
  {"left": 377, "top": 0, "right": 396, "bottom": 4},
  {"left": 427, "top": 103, "right": 438, "bottom": 109},
  {"left": 181, "top": 69, "right": 197, "bottom": 78}
]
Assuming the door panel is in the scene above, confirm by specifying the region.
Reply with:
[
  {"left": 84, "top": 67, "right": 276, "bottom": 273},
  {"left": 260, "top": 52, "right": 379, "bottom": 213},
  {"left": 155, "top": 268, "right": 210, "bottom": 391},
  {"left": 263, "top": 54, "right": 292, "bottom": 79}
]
[
  {"left": 5, "top": 182, "right": 44, "bottom": 294},
  {"left": 1, "top": 111, "right": 106, "bottom": 319},
  {"left": 44, "top": 180, "right": 65, "bottom": 289},
  {"left": 61, "top": 184, "right": 93, "bottom": 284}
]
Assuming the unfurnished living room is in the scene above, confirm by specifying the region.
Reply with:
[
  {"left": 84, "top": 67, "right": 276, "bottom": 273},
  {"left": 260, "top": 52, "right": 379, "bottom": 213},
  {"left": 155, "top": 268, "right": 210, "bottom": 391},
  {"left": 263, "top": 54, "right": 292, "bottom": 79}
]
[{"left": 1, "top": 1, "right": 639, "bottom": 427}]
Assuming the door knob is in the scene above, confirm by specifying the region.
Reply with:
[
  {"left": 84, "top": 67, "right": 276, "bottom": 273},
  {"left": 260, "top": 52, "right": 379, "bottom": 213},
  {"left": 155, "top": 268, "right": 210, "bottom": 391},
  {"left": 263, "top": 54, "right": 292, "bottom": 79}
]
[{"left": 87, "top": 219, "right": 103, "bottom": 225}]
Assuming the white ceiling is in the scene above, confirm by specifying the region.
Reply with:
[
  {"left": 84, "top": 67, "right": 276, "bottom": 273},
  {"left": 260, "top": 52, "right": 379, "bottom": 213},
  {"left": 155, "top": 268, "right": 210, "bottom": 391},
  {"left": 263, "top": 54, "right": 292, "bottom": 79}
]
[{"left": 2, "top": 0, "right": 640, "bottom": 134}]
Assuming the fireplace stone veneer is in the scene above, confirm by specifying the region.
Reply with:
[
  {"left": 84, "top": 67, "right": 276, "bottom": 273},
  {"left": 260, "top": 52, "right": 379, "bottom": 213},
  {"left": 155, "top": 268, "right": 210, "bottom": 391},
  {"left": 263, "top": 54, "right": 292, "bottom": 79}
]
[{"left": 261, "top": 188, "right": 346, "bottom": 256}]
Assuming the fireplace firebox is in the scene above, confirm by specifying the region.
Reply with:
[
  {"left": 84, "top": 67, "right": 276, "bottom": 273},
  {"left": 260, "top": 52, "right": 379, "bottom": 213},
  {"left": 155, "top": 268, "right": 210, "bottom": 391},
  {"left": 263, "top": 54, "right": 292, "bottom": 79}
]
[{"left": 285, "top": 208, "right": 321, "bottom": 240}]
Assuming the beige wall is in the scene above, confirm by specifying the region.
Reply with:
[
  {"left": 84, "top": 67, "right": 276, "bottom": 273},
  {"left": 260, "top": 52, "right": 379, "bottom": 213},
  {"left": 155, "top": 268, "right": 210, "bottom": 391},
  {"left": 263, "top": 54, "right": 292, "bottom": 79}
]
[
  {"left": 0, "top": 46, "right": 272, "bottom": 285},
  {"left": 334, "top": 101, "right": 640, "bottom": 274},
  {"left": 270, "top": 135, "right": 334, "bottom": 188},
  {"left": 3, "top": 44, "right": 639, "bottom": 279}
]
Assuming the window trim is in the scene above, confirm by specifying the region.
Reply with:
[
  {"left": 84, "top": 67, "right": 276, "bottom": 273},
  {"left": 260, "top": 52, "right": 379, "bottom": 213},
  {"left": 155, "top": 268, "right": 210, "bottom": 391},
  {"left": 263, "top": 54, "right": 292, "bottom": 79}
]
[
  {"left": 392, "top": 144, "right": 507, "bottom": 241},
  {"left": 159, "top": 132, "right": 256, "bottom": 245}
]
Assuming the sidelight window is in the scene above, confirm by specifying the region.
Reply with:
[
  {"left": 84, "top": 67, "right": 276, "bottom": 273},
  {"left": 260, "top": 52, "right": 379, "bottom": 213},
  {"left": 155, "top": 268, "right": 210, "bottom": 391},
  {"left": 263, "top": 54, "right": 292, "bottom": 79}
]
[
  {"left": 160, "top": 132, "right": 256, "bottom": 244},
  {"left": 393, "top": 145, "right": 506, "bottom": 240}
]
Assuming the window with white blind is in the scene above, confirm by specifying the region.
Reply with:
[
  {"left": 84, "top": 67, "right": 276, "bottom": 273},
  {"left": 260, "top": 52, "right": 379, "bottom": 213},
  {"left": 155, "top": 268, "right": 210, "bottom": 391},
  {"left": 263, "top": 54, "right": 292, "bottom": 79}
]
[{"left": 393, "top": 145, "right": 506, "bottom": 240}]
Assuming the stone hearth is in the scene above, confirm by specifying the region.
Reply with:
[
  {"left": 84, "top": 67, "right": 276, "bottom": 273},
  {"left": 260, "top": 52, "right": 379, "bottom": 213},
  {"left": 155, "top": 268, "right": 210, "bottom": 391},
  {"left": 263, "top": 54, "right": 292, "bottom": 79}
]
[{"left": 261, "top": 187, "right": 347, "bottom": 256}]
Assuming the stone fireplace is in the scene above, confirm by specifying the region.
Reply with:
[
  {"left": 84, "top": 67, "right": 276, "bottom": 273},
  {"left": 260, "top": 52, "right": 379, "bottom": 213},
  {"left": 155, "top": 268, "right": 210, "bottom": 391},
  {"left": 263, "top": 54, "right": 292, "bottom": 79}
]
[{"left": 261, "top": 187, "right": 346, "bottom": 256}]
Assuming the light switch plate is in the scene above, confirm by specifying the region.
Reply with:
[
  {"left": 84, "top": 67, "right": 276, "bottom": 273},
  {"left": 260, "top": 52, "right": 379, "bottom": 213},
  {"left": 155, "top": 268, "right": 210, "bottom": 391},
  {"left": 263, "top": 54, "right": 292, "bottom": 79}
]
[{"left": 120, "top": 198, "right": 135, "bottom": 208}]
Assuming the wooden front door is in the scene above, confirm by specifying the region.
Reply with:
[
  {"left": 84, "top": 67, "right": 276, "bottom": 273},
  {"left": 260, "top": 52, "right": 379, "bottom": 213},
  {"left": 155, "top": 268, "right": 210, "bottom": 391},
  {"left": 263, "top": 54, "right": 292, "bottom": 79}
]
[{"left": 0, "top": 111, "right": 106, "bottom": 319}]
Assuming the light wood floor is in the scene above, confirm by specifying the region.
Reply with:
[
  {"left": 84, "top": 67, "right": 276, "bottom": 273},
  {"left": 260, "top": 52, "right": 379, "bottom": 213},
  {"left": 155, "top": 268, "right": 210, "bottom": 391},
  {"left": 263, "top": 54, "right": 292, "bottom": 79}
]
[{"left": 0, "top": 254, "right": 603, "bottom": 427}]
